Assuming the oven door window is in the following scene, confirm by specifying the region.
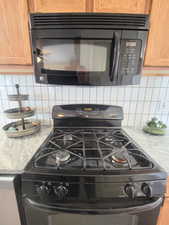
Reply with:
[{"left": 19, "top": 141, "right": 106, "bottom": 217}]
[
  {"left": 36, "top": 39, "right": 112, "bottom": 85},
  {"left": 24, "top": 204, "right": 137, "bottom": 225},
  {"left": 49, "top": 213, "right": 137, "bottom": 225}
]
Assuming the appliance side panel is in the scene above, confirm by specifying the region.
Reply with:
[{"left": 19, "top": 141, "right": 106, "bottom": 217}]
[{"left": 0, "top": 176, "right": 21, "bottom": 225}]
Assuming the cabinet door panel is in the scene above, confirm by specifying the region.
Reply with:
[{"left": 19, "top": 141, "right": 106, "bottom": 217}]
[
  {"left": 93, "top": 0, "right": 151, "bottom": 14},
  {"left": 165, "top": 178, "right": 169, "bottom": 198},
  {"left": 157, "top": 198, "right": 169, "bottom": 225},
  {"left": 0, "top": 0, "right": 31, "bottom": 65},
  {"left": 30, "top": 0, "right": 86, "bottom": 12},
  {"left": 145, "top": 0, "right": 169, "bottom": 66}
]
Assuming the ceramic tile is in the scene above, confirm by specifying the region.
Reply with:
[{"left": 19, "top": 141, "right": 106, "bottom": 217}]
[
  {"left": 140, "top": 76, "right": 148, "bottom": 87},
  {"left": 116, "top": 87, "right": 125, "bottom": 101},
  {"left": 153, "top": 76, "right": 162, "bottom": 87},
  {"left": 144, "top": 88, "right": 153, "bottom": 101}
]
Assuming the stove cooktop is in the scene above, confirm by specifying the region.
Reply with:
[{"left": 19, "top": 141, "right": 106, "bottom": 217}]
[
  {"left": 24, "top": 104, "right": 167, "bottom": 178},
  {"left": 23, "top": 105, "right": 167, "bottom": 209},
  {"left": 27, "top": 127, "right": 154, "bottom": 173}
]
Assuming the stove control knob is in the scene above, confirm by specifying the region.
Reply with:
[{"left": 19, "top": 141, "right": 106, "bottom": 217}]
[
  {"left": 53, "top": 185, "right": 68, "bottom": 200},
  {"left": 142, "top": 183, "right": 152, "bottom": 198},
  {"left": 124, "top": 184, "right": 136, "bottom": 199},
  {"left": 36, "top": 184, "right": 50, "bottom": 196}
]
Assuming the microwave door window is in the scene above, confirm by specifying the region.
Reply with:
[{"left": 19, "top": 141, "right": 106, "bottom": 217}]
[
  {"left": 41, "top": 40, "right": 107, "bottom": 72},
  {"left": 39, "top": 39, "right": 111, "bottom": 85},
  {"left": 42, "top": 43, "right": 77, "bottom": 71},
  {"left": 80, "top": 42, "right": 107, "bottom": 72}
]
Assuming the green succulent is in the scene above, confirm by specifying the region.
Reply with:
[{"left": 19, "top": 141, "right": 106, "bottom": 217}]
[{"left": 147, "top": 117, "right": 167, "bottom": 129}]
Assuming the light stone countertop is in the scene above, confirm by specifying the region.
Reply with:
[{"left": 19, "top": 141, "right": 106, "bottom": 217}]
[
  {"left": 0, "top": 126, "right": 52, "bottom": 174},
  {"left": 0, "top": 126, "right": 169, "bottom": 174}
]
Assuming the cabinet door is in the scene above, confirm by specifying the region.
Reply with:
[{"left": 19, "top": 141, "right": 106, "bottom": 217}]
[
  {"left": 29, "top": 0, "right": 87, "bottom": 12},
  {"left": 0, "top": 175, "right": 21, "bottom": 225},
  {"left": 145, "top": 0, "right": 169, "bottom": 66},
  {"left": 157, "top": 198, "right": 169, "bottom": 225},
  {"left": 93, "top": 0, "right": 151, "bottom": 14},
  {"left": 0, "top": 0, "right": 31, "bottom": 65}
]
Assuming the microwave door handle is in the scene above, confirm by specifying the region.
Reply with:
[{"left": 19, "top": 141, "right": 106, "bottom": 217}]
[
  {"left": 25, "top": 197, "right": 162, "bottom": 215},
  {"left": 110, "top": 33, "right": 120, "bottom": 82},
  {"left": 138, "top": 57, "right": 143, "bottom": 74}
]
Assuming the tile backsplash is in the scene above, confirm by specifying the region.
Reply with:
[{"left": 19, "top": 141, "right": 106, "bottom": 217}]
[{"left": 0, "top": 74, "right": 169, "bottom": 128}]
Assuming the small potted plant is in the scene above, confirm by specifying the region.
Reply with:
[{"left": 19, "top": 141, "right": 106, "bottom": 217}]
[{"left": 143, "top": 117, "right": 167, "bottom": 135}]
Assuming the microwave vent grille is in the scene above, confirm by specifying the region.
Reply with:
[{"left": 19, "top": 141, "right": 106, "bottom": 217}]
[{"left": 30, "top": 13, "right": 149, "bottom": 30}]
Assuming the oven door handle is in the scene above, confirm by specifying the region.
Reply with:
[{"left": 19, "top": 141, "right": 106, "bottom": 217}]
[{"left": 25, "top": 197, "right": 162, "bottom": 215}]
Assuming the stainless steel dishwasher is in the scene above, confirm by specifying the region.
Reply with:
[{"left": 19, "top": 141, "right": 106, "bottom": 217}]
[{"left": 0, "top": 175, "right": 21, "bottom": 225}]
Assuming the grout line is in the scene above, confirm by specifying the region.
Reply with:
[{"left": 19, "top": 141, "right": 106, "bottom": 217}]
[
  {"left": 133, "top": 86, "right": 140, "bottom": 127},
  {"left": 140, "top": 77, "right": 149, "bottom": 126}
]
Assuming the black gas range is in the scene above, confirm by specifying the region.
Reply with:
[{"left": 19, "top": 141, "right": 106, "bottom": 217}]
[{"left": 22, "top": 104, "right": 167, "bottom": 225}]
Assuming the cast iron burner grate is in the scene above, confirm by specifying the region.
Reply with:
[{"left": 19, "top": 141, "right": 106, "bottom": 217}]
[{"left": 34, "top": 128, "right": 153, "bottom": 171}]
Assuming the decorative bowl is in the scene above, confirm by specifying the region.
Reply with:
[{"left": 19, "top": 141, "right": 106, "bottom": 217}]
[
  {"left": 2, "top": 120, "right": 41, "bottom": 138},
  {"left": 143, "top": 126, "right": 167, "bottom": 135}
]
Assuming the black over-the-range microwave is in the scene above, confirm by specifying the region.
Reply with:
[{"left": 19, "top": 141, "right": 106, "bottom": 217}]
[{"left": 30, "top": 13, "right": 149, "bottom": 86}]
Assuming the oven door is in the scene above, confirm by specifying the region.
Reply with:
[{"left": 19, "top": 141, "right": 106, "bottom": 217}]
[
  {"left": 23, "top": 197, "right": 162, "bottom": 225},
  {"left": 33, "top": 30, "right": 121, "bottom": 86}
]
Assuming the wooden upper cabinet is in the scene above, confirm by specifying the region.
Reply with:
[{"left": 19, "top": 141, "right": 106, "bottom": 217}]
[
  {"left": 93, "top": 0, "right": 151, "bottom": 14},
  {"left": 157, "top": 198, "right": 169, "bottom": 225},
  {"left": 157, "top": 179, "right": 169, "bottom": 225},
  {"left": 29, "top": 0, "right": 87, "bottom": 13},
  {"left": 145, "top": 0, "right": 169, "bottom": 66},
  {"left": 0, "top": 0, "right": 31, "bottom": 65}
]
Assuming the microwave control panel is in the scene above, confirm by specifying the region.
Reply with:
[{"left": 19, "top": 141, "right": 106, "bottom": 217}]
[{"left": 119, "top": 39, "right": 142, "bottom": 76}]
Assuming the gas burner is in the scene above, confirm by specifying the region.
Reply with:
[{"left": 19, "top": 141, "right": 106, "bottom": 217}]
[
  {"left": 55, "top": 150, "right": 71, "bottom": 163},
  {"left": 105, "top": 137, "right": 114, "bottom": 142},
  {"left": 112, "top": 141, "right": 124, "bottom": 148},
  {"left": 63, "top": 134, "right": 73, "bottom": 141},
  {"left": 112, "top": 155, "right": 127, "bottom": 164}
]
